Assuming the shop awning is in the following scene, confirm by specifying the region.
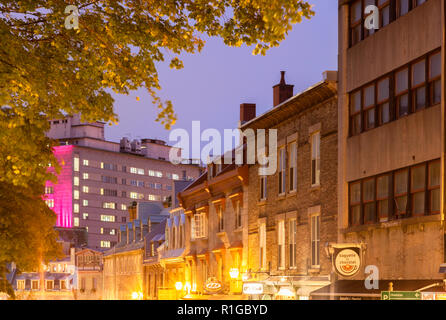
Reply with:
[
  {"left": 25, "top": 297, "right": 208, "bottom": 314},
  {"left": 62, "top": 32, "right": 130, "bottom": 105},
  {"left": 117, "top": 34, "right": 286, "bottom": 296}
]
[{"left": 310, "top": 280, "right": 445, "bottom": 300}]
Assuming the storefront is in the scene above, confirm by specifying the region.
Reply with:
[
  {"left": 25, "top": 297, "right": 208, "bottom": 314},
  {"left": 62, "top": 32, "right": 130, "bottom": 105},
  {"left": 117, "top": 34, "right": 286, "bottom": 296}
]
[{"left": 243, "top": 276, "right": 331, "bottom": 300}]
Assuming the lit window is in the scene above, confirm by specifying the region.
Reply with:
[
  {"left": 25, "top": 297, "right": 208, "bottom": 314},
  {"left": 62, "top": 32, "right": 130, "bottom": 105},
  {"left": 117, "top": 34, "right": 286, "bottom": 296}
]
[
  {"left": 45, "top": 186, "right": 54, "bottom": 194},
  {"left": 83, "top": 159, "right": 89, "bottom": 166},
  {"left": 73, "top": 176, "right": 79, "bottom": 186},
  {"left": 73, "top": 190, "right": 79, "bottom": 200},
  {"left": 45, "top": 199, "right": 54, "bottom": 208},
  {"left": 74, "top": 157, "right": 79, "bottom": 172},
  {"left": 74, "top": 217, "right": 79, "bottom": 227},
  {"left": 100, "top": 228, "right": 104, "bottom": 234},
  {"left": 148, "top": 170, "right": 155, "bottom": 176},
  {"left": 130, "top": 192, "right": 138, "bottom": 199},
  {"left": 83, "top": 213, "right": 89, "bottom": 220},
  {"left": 83, "top": 173, "right": 89, "bottom": 180},
  {"left": 156, "top": 171, "right": 163, "bottom": 178},
  {"left": 83, "top": 200, "right": 88, "bottom": 207},
  {"left": 172, "top": 174, "right": 179, "bottom": 180},
  {"left": 82, "top": 186, "right": 89, "bottom": 193},
  {"left": 102, "top": 202, "right": 116, "bottom": 209},
  {"left": 137, "top": 168, "right": 144, "bottom": 175},
  {"left": 101, "top": 241, "right": 111, "bottom": 248},
  {"left": 121, "top": 204, "right": 127, "bottom": 211},
  {"left": 74, "top": 204, "right": 79, "bottom": 213},
  {"left": 148, "top": 194, "right": 156, "bottom": 201},
  {"left": 100, "top": 215, "right": 115, "bottom": 222}
]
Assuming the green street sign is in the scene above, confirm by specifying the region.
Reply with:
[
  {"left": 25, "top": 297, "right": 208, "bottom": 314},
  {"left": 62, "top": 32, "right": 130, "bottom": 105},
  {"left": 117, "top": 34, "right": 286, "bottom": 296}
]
[{"left": 381, "top": 291, "right": 421, "bottom": 300}]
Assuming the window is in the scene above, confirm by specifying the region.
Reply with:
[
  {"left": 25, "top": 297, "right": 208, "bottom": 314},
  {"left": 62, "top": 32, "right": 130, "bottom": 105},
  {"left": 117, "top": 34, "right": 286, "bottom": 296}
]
[
  {"left": 102, "top": 176, "right": 117, "bottom": 184},
  {"left": 102, "top": 163, "right": 117, "bottom": 171},
  {"left": 83, "top": 213, "right": 89, "bottom": 220},
  {"left": 428, "top": 160, "right": 441, "bottom": 214},
  {"left": 130, "top": 167, "right": 144, "bottom": 175},
  {"left": 429, "top": 52, "right": 441, "bottom": 105},
  {"left": 350, "top": 0, "right": 429, "bottom": 47},
  {"left": 45, "top": 199, "right": 54, "bottom": 208},
  {"left": 259, "top": 222, "right": 267, "bottom": 270},
  {"left": 172, "top": 174, "right": 179, "bottom": 180},
  {"left": 83, "top": 200, "right": 88, "bottom": 207},
  {"left": 350, "top": 182, "right": 362, "bottom": 226},
  {"left": 216, "top": 203, "right": 224, "bottom": 232},
  {"left": 74, "top": 176, "right": 79, "bottom": 186},
  {"left": 121, "top": 204, "right": 127, "bottom": 211},
  {"left": 394, "top": 169, "right": 409, "bottom": 216},
  {"left": 46, "top": 280, "right": 54, "bottom": 290},
  {"left": 83, "top": 173, "right": 89, "bottom": 180},
  {"left": 138, "top": 181, "right": 145, "bottom": 187},
  {"left": 73, "top": 190, "right": 79, "bottom": 200},
  {"left": 130, "top": 192, "right": 138, "bottom": 199},
  {"left": 102, "top": 202, "right": 116, "bottom": 209},
  {"left": 311, "top": 132, "right": 321, "bottom": 186},
  {"left": 103, "top": 189, "right": 117, "bottom": 197},
  {"left": 101, "top": 241, "right": 111, "bottom": 248},
  {"left": 17, "top": 280, "right": 25, "bottom": 290},
  {"left": 45, "top": 186, "right": 54, "bottom": 194},
  {"left": 260, "top": 176, "right": 267, "bottom": 200},
  {"left": 74, "top": 217, "right": 79, "bottom": 227},
  {"left": 74, "top": 157, "right": 79, "bottom": 172},
  {"left": 31, "top": 280, "right": 39, "bottom": 290},
  {"left": 377, "top": 175, "right": 390, "bottom": 222},
  {"left": 277, "top": 220, "right": 285, "bottom": 269},
  {"left": 289, "top": 219, "right": 297, "bottom": 268},
  {"left": 148, "top": 170, "right": 155, "bottom": 176},
  {"left": 310, "top": 215, "right": 320, "bottom": 267},
  {"left": 411, "top": 59, "right": 426, "bottom": 111},
  {"left": 166, "top": 185, "right": 172, "bottom": 191},
  {"left": 349, "top": 160, "right": 439, "bottom": 226},
  {"left": 156, "top": 171, "right": 163, "bottom": 178},
  {"left": 363, "top": 178, "right": 376, "bottom": 223},
  {"left": 288, "top": 142, "right": 297, "bottom": 192},
  {"left": 350, "top": 50, "right": 440, "bottom": 136},
  {"left": 74, "top": 203, "right": 79, "bottom": 213},
  {"left": 82, "top": 186, "right": 89, "bottom": 193},
  {"left": 130, "top": 180, "right": 137, "bottom": 186},
  {"left": 155, "top": 183, "right": 162, "bottom": 189},
  {"left": 364, "top": 84, "right": 376, "bottom": 130},
  {"left": 83, "top": 159, "right": 89, "bottom": 166},
  {"left": 278, "top": 148, "right": 286, "bottom": 194},
  {"left": 377, "top": 77, "right": 390, "bottom": 125},
  {"left": 350, "top": 91, "right": 362, "bottom": 135},
  {"left": 234, "top": 199, "right": 242, "bottom": 229},
  {"left": 192, "top": 211, "right": 207, "bottom": 239},
  {"left": 411, "top": 164, "right": 426, "bottom": 216}
]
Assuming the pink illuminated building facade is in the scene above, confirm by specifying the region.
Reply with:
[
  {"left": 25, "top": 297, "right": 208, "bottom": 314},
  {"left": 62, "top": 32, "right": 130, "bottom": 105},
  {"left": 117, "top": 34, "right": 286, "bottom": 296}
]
[{"left": 45, "top": 114, "right": 202, "bottom": 250}]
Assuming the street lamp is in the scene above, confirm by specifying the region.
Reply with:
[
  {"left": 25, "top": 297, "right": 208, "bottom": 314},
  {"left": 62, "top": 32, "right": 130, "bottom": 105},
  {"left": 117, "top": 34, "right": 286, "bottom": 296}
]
[{"left": 229, "top": 268, "right": 239, "bottom": 279}]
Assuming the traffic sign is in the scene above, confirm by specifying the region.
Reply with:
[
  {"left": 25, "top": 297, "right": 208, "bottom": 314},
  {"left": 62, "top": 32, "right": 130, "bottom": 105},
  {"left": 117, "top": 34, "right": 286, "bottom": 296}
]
[{"left": 381, "top": 291, "right": 421, "bottom": 300}]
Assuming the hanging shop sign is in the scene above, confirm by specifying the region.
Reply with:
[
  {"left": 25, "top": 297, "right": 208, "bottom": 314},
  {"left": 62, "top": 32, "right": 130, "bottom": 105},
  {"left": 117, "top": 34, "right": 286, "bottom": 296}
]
[
  {"left": 332, "top": 247, "right": 361, "bottom": 277},
  {"left": 204, "top": 277, "right": 223, "bottom": 294}
]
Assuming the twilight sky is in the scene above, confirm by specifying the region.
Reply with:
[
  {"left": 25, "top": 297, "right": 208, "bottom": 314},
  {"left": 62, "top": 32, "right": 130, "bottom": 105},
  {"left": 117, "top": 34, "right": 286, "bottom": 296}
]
[{"left": 106, "top": 0, "right": 338, "bottom": 154}]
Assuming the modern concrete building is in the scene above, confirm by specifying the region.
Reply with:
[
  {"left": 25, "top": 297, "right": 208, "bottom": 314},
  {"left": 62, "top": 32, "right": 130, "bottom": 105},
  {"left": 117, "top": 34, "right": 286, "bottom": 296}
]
[
  {"left": 336, "top": 0, "right": 445, "bottom": 293},
  {"left": 44, "top": 114, "right": 202, "bottom": 250},
  {"left": 240, "top": 71, "right": 338, "bottom": 300}
]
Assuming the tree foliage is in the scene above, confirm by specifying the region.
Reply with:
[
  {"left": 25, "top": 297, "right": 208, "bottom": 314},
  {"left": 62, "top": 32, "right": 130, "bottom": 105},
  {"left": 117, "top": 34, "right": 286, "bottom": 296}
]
[{"left": 0, "top": 0, "right": 313, "bottom": 297}]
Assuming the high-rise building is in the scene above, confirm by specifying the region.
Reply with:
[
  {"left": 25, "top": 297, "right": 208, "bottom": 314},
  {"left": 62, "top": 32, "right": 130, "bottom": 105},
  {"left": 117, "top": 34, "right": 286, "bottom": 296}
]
[{"left": 44, "top": 114, "right": 202, "bottom": 250}]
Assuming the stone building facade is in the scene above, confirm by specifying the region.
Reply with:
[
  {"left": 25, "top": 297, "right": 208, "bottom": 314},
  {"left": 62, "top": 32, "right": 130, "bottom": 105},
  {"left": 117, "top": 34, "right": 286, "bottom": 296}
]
[{"left": 240, "top": 71, "right": 338, "bottom": 299}]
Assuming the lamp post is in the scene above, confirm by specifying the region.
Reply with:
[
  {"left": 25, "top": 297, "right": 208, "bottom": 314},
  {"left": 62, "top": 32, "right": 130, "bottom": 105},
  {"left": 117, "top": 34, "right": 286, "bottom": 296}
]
[{"left": 175, "top": 282, "right": 183, "bottom": 300}]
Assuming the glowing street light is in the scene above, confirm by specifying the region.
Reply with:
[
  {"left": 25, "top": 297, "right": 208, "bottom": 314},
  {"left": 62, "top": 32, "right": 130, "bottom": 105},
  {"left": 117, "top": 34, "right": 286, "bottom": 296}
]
[
  {"left": 229, "top": 268, "right": 239, "bottom": 279},
  {"left": 131, "top": 291, "right": 143, "bottom": 300},
  {"left": 175, "top": 282, "right": 183, "bottom": 291}
]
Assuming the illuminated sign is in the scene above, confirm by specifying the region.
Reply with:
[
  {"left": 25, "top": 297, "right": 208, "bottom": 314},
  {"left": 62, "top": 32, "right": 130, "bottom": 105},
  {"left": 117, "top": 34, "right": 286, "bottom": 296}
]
[
  {"left": 204, "top": 277, "right": 223, "bottom": 294},
  {"left": 243, "top": 282, "right": 264, "bottom": 295},
  {"left": 333, "top": 247, "right": 361, "bottom": 277}
]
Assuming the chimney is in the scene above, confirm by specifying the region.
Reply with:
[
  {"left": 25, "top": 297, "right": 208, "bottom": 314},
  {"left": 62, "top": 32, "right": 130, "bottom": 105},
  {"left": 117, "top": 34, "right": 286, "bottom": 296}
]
[
  {"left": 240, "top": 103, "right": 256, "bottom": 124},
  {"left": 273, "top": 71, "right": 294, "bottom": 107}
]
